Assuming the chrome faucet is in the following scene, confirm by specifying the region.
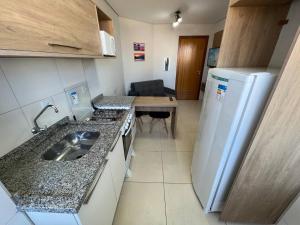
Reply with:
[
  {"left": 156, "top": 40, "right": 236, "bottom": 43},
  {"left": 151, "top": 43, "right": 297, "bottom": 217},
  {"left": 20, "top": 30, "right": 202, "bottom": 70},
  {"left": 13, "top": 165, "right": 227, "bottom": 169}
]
[{"left": 32, "top": 104, "right": 59, "bottom": 134}]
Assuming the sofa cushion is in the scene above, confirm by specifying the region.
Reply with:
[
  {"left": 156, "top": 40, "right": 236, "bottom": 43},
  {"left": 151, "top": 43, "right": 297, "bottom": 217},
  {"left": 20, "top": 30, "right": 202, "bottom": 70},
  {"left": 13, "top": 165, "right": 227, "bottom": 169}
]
[{"left": 130, "top": 79, "right": 165, "bottom": 96}]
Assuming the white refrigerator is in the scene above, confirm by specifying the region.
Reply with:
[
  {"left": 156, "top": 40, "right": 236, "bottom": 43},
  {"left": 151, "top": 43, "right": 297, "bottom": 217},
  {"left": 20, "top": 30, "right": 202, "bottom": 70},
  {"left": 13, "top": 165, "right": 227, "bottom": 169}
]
[{"left": 192, "top": 68, "right": 278, "bottom": 213}]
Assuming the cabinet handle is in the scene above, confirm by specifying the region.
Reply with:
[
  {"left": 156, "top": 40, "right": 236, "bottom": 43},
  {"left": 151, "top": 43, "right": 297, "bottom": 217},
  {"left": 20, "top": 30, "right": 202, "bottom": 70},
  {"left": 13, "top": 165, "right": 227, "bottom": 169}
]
[
  {"left": 110, "top": 133, "right": 121, "bottom": 152},
  {"left": 48, "top": 43, "right": 82, "bottom": 50}
]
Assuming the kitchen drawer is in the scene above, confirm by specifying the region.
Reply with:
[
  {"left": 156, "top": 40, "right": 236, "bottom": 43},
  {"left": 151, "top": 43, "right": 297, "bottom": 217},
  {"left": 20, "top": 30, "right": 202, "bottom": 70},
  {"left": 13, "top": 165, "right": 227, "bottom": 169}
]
[{"left": 0, "top": 0, "right": 101, "bottom": 57}]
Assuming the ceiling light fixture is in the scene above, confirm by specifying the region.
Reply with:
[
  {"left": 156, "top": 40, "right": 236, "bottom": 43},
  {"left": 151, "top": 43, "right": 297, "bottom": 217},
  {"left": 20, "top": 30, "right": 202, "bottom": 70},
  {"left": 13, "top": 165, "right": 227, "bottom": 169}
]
[{"left": 172, "top": 11, "right": 182, "bottom": 28}]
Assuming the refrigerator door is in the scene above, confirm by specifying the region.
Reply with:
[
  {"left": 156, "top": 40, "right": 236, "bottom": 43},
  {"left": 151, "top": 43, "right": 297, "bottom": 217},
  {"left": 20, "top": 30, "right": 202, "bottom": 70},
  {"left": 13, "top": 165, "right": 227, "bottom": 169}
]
[
  {"left": 192, "top": 74, "right": 229, "bottom": 208},
  {"left": 192, "top": 71, "right": 254, "bottom": 212},
  {"left": 211, "top": 73, "right": 276, "bottom": 212}
]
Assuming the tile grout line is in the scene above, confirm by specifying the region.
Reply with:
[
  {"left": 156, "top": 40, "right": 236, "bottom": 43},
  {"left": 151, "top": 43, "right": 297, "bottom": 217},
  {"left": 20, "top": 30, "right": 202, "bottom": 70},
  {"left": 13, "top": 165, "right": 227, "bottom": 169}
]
[
  {"left": 160, "top": 144, "right": 168, "bottom": 225},
  {"left": 125, "top": 180, "right": 192, "bottom": 185},
  {"left": 0, "top": 65, "right": 32, "bottom": 129}
]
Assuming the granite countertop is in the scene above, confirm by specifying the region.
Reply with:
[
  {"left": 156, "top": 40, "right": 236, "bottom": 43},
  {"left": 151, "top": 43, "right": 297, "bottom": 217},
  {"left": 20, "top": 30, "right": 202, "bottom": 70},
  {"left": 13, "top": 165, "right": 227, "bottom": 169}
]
[
  {"left": 0, "top": 116, "right": 126, "bottom": 214},
  {"left": 92, "top": 95, "right": 135, "bottom": 110}
]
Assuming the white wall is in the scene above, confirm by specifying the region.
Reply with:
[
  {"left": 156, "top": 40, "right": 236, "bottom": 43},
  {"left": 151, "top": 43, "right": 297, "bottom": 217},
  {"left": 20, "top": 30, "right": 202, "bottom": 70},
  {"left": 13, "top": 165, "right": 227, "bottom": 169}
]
[
  {"left": 269, "top": 0, "right": 300, "bottom": 68},
  {"left": 152, "top": 24, "right": 214, "bottom": 89},
  {"left": 120, "top": 17, "right": 154, "bottom": 94},
  {"left": 119, "top": 18, "right": 225, "bottom": 92},
  {"left": 213, "top": 19, "right": 226, "bottom": 33},
  {"left": 0, "top": 0, "right": 124, "bottom": 157},
  {"left": 278, "top": 195, "right": 300, "bottom": 225},
  {"left": 152, "top": 21, "right": 226, "bottom": 89}
]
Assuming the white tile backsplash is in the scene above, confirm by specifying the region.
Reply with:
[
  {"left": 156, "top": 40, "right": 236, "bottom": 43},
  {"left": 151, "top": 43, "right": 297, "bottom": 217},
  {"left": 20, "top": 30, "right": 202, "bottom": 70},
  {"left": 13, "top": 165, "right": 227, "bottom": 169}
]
[
  {"left": 82, "top": 59, "right": 101, "bottom": 99},
  {"left": 0, "top": 58, "right": 63, "bottom": 106},
  {"left": 21, "top": 97, "right": 56, "bottom": 128},
  {"left": 0, "top": 109, "right": 32, "bottom": 157},
  {"left": 0, "top": 58, "right": 94, "bottom": 157},
  {"left": 64, "top": 83, "right": 93, "bottom": 120},
  {"left": 52, "top": 92, "right": 73, "bottom": 121},
  {"left": 0, "top": 68, "right": 19, "bottom": 114},
  {"left": 56, "top": 59, "right": 86, "bottom": 88}
]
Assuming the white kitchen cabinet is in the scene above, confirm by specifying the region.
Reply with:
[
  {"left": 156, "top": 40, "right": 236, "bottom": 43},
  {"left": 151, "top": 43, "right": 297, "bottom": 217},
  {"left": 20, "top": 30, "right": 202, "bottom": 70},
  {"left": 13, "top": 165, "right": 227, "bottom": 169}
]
[
  {"left": 108, "top": 136, "right": 126, "bottom": 200},
  {"left": 78, "top": 157, "right": 117, "bottom": 225},
  {"left": 6, "top": 213, "right": 33, "bottom": 225},
  {"left": 26, "top": 212, "right": 79, "bottom": 225},
  {"left": 0, "top": 183, "right": 32, "bottom": 225},
  {"left": 0, "top": 184, "right": 17, "bottom": 225},
  {"left": 26, "top": 135, "right": 125, "bottom": 225}
]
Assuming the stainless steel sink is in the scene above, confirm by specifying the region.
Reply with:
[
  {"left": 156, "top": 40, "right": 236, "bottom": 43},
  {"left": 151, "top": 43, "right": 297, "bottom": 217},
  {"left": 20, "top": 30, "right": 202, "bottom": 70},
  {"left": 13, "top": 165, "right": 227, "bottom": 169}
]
[{"left": 42, "top": 131, "right": 100, "bottom": 161}]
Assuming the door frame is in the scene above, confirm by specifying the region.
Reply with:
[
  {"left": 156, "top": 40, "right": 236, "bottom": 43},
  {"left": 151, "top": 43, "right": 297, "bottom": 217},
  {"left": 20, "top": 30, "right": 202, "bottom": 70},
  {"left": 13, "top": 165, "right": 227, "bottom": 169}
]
[{"left": 175, "top": 35, "right": 209, "bottom": 100}]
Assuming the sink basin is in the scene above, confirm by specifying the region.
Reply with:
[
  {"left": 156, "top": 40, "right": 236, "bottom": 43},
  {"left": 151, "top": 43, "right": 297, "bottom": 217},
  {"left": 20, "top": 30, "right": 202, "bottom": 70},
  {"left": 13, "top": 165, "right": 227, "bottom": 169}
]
[{"left": 42, "top": 131, "right": 100, "bottom": 161}]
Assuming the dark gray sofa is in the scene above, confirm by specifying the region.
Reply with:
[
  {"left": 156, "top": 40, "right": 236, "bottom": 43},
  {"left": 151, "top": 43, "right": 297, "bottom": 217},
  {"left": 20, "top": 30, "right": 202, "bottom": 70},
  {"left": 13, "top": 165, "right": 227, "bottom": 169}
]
[{"left": 128, "top": 79, "right": 176, "bottom": 97}]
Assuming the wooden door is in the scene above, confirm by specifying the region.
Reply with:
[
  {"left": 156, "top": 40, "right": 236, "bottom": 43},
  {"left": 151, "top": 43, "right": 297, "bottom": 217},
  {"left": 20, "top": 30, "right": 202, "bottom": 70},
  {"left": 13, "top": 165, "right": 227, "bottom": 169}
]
[
  {"left": 221, "top": 29, "right": 300, "bottom": 224},
  {"left": 0, "top": 0, "right": 100, "bottom": 56},
  {"left": 176, "top": 36, "right": 208, "bottom": 100}
]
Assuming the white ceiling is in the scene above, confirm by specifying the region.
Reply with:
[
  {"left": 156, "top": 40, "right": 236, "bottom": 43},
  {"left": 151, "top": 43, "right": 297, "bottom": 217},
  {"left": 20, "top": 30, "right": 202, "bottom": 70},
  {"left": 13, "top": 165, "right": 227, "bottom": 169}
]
[{"left": 106, "top": 0, "right": 229, "bottom": 24}]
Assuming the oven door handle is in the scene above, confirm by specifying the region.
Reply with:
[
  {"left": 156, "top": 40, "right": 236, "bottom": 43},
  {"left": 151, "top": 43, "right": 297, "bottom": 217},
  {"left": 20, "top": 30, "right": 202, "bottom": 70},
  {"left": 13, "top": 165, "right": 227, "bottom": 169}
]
[{"left": 124, "top": 117, "right": 135, "bottom": 136}]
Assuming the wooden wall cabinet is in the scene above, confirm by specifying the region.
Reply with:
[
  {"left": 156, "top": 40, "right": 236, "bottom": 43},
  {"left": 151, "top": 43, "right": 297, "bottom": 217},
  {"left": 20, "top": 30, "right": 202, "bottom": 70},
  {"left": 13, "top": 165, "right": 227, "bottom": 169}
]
[
  {"left": 230, "top": 0, "right": 292, "bottom": 7},
  {"left": 221, "top": 28, "right": 300, "bottom": 224},
  {"left": 217, "top": 0, "right": 291, "bottom": 67},
  {"left": 0, "top": 0, "right": 114, "bottom": 58}
]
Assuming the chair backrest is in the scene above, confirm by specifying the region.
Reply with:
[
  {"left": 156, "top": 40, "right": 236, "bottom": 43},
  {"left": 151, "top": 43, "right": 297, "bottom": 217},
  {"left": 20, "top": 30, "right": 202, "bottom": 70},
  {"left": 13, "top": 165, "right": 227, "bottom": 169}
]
[{"left": 130, "top": 79, "right": 165, "bottom": 96}]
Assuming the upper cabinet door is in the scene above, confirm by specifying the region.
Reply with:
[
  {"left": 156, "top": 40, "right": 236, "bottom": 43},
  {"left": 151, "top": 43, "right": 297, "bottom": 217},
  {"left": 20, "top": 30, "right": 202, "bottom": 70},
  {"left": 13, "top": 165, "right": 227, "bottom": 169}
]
[{"left": 0, "top": 0, "right": 101, "bottom": 57}]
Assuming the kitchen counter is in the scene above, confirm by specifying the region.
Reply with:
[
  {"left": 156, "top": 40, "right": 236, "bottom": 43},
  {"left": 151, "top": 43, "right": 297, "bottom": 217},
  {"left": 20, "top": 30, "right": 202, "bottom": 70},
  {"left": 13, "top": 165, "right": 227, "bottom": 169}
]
[
  {"left": 92, "top": 95, "right": 135, "bottom": 110},
  {"left": 0, "top": 116, "right": 126, "bottom": 214}
]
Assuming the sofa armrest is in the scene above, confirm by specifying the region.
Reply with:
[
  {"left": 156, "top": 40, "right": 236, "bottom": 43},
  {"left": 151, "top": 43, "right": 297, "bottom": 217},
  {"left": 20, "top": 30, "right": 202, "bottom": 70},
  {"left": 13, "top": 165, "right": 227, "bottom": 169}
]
[{"left": 164, "top": 87, "right": 176, "bottom": 97}]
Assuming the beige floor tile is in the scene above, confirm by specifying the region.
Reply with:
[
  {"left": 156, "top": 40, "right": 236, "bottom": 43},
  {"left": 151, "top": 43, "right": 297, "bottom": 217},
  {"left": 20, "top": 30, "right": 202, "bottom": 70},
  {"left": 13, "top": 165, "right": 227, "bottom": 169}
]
[
  {"left": 162, "top": 152, "right": 192, "bottom": 183},
  {"left": 126, "top": 151, "right": 163, "bottom": 182},
  {"left": 135, "top": 116, "right": 166, "bottom": 139},
  {"left": 160, "top": 135, "right": 195, "bottom": 152},
  {"left": 113, "top": 182, "right": 166, "bottom": 225},
  {"left": 160, "top": 138, "right": 177, "bottom": 151},
  {"left": 164, "top": 184, "right": 226, "bottom": 225},
  {"left": 175, "top": 132, "right": 196, "bottom": 152},
  {"left": 133, "top": 136, "right": 162, "bottom": 152}
]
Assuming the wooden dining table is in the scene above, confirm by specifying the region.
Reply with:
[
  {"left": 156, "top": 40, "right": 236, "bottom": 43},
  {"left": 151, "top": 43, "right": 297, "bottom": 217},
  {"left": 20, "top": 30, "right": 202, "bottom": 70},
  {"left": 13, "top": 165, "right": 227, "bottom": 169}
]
[{"left": 133, "top": 96, "right": 178, "bottom": 138}]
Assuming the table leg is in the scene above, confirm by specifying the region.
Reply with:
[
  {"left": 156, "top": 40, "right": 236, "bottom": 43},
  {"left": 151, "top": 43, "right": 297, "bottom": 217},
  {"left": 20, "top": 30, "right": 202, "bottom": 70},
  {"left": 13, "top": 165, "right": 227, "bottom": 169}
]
[{"left": 171, "top": 107, "right": 177, "bottom": 139}]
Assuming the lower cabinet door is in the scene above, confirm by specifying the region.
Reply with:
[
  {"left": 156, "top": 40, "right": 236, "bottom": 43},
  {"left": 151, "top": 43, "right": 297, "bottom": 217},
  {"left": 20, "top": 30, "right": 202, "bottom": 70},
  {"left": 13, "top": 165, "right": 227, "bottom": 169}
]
[
  {"left": 7, "top": 213, "right": 33, "bottom": 225},
  {"left": 0, "top": 185, "right": 17, "bottom": 225},
  {"left": 78, "top": 161, "right": 117, "bottom": 225},
  {"left": 109, "top": 136, "right": 126, "bottom": 201}
]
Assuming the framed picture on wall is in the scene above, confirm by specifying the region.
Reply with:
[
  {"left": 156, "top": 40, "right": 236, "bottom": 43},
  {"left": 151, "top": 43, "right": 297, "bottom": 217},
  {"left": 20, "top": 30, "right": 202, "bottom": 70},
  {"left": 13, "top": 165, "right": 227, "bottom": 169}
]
[
  {"left": 134, "top": 42, "right": 145, "bottom": 51},
  {"left": 134, "top": 53, "right": 145, "bottom": 61}
]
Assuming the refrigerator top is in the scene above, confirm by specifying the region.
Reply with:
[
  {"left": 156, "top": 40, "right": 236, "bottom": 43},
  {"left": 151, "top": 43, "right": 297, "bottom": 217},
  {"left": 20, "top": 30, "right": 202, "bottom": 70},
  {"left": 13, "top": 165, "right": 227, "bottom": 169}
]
[{"left": 209, "top": 67, "right": 280, "bottom": 81}]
